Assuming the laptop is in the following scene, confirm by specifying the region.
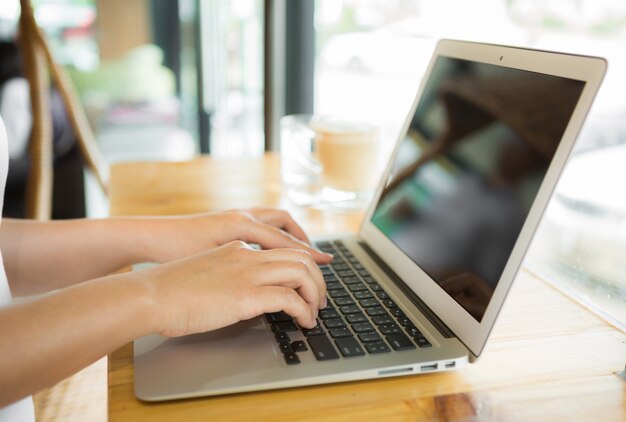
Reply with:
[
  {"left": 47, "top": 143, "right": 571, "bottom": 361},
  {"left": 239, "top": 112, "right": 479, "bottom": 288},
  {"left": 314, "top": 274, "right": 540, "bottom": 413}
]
[{"left": 133, "top": 39, "right": 606, "bottom": 401}]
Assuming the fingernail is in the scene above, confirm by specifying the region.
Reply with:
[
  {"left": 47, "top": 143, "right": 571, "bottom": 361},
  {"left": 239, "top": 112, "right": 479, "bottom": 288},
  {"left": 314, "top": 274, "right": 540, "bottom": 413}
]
[
  {"left": 322, "top": 252, "right": 334, "bottom": 258},
  {"left": 322, "top": 297, "right": 328, "bottom": 309}
]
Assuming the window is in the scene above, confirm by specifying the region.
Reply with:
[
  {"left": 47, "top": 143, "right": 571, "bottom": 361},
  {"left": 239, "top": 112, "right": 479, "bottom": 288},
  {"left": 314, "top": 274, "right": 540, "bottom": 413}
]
[
  {"left": 314, "top": 0, "right": 626, "bottom": 327},
  {"left": 197, "top": 0, "right": 264, "bottom": 157},
  {"left": 0, "top": 0, "right": 98, "bottom": 70}
]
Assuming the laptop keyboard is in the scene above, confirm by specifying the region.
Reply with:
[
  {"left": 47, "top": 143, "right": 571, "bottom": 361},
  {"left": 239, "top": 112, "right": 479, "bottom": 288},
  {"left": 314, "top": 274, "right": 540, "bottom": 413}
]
[{"left": 265, "top": 240, "right": 432, "bottom": 365}]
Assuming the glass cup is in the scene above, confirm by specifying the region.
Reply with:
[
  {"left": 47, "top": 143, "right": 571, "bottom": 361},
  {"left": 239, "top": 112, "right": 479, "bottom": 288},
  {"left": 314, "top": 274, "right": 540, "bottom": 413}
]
[{"left": 280, "top": 114, "right": 381, "bottom": 210}]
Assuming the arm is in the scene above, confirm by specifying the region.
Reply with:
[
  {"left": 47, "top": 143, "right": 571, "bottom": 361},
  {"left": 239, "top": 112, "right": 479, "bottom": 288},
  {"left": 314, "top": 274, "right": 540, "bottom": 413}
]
[
  {"left": 1, "top": 217, "right": 153, "bottom": 295},
  {"left": 1, "top": 208, "right": 332, "bottom": 296},
  {"left": 0, "top": 240, "right": 326, "bottom": 407}
]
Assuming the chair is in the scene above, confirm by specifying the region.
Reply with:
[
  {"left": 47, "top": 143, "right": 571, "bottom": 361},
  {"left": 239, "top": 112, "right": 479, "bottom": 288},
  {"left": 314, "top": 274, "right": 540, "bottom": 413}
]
[{"left": 18, "top": 0, "right": 108, "bottom": 220}]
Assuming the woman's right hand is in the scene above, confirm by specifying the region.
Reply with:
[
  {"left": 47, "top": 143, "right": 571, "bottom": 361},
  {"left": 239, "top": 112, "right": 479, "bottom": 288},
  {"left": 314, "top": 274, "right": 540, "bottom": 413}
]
[{"left": 138, "top": 240, "right": 326, "bottom": 338}]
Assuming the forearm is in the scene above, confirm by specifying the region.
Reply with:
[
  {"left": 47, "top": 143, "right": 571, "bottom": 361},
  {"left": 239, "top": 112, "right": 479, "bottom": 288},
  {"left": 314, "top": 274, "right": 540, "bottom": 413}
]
[
  {"left": 1, "top": 218, "right": 156, "bottom": 295},
  {"left": 0, "top": 210, "right": 332, "bottom": 297},
  {"left": 0, "top": 271, "right": 155, "bottom": 407}
]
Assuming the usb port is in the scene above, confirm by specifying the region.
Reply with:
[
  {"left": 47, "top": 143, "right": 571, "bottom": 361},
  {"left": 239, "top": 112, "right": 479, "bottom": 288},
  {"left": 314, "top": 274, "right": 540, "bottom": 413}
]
[
  {"left": 420, "top": 363, "right": 438, "bottom": 372},
  {"left": 445, "top": 361, "right": 456, "bottom": 369}
]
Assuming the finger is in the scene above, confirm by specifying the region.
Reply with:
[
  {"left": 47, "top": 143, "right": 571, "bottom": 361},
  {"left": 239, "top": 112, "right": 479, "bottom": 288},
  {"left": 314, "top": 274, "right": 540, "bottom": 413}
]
[
  {"left": 218, "top": 241, "right": 327, "bottom": 306},
  {"left": 252, "top": 248, "right": 326, "bottom": 308},
  {"left": 241, "top": 219, "right": 333, "bottom": 264},
  {"left": 256, "top": 258, "right": 326, "bottom": 310},
  {"left": 253, "top": 286, "right": 317, "bottom": 328},
  {"left": 272, "top": 249, "right": 326, "bottom": 308},
  {"left": 248, "top": 209, "right": 334, "bottom": 265},
  {"left": 249, "top": 208, "right": 311, "bottom": 244}
]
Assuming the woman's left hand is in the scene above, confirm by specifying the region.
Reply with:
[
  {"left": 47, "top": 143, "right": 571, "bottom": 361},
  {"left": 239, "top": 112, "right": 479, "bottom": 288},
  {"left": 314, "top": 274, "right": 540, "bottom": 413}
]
[{"left": 143, "top": 208, "right": 333, "bottom": 265}]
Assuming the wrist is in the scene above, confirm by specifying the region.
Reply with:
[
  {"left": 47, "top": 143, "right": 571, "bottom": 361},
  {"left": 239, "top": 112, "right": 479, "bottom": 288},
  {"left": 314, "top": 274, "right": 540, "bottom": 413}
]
[
  {"left": 116, "top": 269, "right": 163, "bottom": 337},
  {"left": 115, "top": 217, "right": 168, "bottom": 264}
]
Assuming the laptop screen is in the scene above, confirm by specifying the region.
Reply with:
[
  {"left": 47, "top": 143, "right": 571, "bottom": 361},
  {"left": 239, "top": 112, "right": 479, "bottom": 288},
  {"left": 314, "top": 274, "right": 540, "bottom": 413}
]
[{"left": 371, "top": 56, "right": 585, "bottom": 322}]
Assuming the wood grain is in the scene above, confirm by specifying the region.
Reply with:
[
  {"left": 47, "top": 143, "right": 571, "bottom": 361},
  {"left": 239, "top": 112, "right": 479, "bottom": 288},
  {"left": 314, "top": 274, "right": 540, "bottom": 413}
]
[{"left": 108, "top": 154, "right": 626, "bottom": 421}]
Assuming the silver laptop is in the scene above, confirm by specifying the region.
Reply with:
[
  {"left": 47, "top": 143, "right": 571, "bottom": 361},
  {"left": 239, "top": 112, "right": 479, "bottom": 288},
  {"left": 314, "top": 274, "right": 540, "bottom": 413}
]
[{"left": 133, "top": 39, "right": 605, "bottom": 401}]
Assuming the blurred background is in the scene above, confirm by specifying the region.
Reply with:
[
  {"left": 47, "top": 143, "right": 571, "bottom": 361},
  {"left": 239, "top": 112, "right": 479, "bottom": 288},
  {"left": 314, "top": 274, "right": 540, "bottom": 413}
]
[{"left": 0, "top": 0, "right": 624, "bottom": 334}]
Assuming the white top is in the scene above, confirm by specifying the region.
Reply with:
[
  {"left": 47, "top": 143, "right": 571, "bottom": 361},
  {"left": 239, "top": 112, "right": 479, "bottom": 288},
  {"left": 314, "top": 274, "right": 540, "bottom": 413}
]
[
  {"left": 0, "top": 117, "right": 35, "bottom": 421},
  {"left": 0, "top": 78, "right": 31, "bottom": 160}
]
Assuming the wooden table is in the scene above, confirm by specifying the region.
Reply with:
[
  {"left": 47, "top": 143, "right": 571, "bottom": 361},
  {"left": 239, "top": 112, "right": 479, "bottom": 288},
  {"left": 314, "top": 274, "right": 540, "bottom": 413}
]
[{"left": 108, "top": 154, "right": 626, "bottom": 421}]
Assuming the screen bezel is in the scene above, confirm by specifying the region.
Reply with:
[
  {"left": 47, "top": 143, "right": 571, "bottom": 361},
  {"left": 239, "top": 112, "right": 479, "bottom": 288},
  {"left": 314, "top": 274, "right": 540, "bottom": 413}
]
[{"left": 359, "top": 39, "right": 606, "bottom": 358}]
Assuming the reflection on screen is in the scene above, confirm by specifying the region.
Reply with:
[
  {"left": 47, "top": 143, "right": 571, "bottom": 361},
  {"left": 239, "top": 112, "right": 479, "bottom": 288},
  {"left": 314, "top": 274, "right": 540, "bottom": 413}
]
[{"left": 372, "top": 57, "right": 585, "bottom": 321}]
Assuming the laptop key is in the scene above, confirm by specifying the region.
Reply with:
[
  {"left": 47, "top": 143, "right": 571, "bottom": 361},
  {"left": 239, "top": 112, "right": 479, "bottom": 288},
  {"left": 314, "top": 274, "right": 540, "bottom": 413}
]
[
  {"left": 279, "top": 341, "right": 293, "bottom": 353},
  {"left": 329, "top": 328, "right": 353, "bottom": 338},
  {"left": 398, "top": 317, "right": 413, "bottom": 327},
  {"left": 386, "top": 333, "right": 416, "bottom": 351},
  {"left": 390, "top": 308, "right": 406, "bottom": 318},
  {"left": 275, "top": 332, "right": 290, "bottom": 343},
  {"left": 365, "top": 306, "right": 387, "bottom": 316},
  {"left": 335, "top": 337, "right": 365, "bottom": 357},
  {"left": 362, "top": 276, "right": 377, "bottom": 284},
  {"left": 380, "top": 323, "right": 402, "bottom": 335},
  {"left": 320, "top": 308, "right": 340, "bottom": 320},
  {"left": 346, "top": 312, "right": 368, "bottom": 323},
  {"left": 348, "top": 283, "right": 368, "bottom": 292},
  {"left": 415, "top": 336, "right": 432, "bottom": 348},
  {"left": 329, "top": 288, "right": 350, "bottom": 298},
  {"left": 324, "top": 318, "right": 347, "bottom": 329},
  {"left": 326, "top": 282, "right": 342, "bottom": 290},
  {"left": 340, "top": 305, "right": 361, "bottom": 315},
  {"left": 342, "top": 276, "right": 361, "bottom": 285},
  {"left": 272, "top": 321, "right": 298, "bottom": 333},
  {"left": 370, "top": 283, "right": 383, "bottom": 292},
  {"left": 358, "top": 332, "right": 383, "bottom": 343},
  {"left": 334, "top": 297, "right": 355, "bottom": 306},
  {"left": 359, "top": 298, "right": 379, "bottom": 308},
  {"left": 307, "top": 334, "right": 340, "bottom": 361},
  {"left": 352, "top": 322, "right": 375, "bottom": 333},
  {"left": 371, "top": 314, "right": 394, "bottom": 325},
  {"left": 406, "top": 326, "right": 423, "bottom": 338},
  {"left": 283, "top": 352, "right": 301, "bottom": 365},
  {"left": 291, "top": 340, "right": 308, "bottom": 352},
  {"left": 365, "top": 341, "right": 391, "bottom": 354},
  {"left": 382, "top": 299, "right": 398, "bottom": 308},
  {"left": 354, "top": 290, "right": 374, "bottom": 300},
  {"left": 376, "top": 291, "right": 390, "bottom": 300},
  {"left": 302, "top": 325, "right": 325, "bottom": 336},
  {"left": 266, "top": 312, "right": 293, "bottom": 323}
]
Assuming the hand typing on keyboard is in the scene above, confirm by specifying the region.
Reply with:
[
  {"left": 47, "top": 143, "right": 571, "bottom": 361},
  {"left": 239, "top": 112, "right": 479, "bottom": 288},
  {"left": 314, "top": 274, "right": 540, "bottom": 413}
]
[
  {"left": 143, "top": 240, "right": 330, "bottom": 337},
  {"left": 137, "top": 208, "right": 333, "bottom": 265},
  {"left": 267, "top": 240, "right": 433, "bottom": 365}
]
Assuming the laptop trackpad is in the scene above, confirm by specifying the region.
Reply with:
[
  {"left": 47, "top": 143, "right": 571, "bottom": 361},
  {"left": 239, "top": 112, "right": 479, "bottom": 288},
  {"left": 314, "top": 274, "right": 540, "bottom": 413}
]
[{"left": 134, "top": 317, "right": 278, "bottom": 400}]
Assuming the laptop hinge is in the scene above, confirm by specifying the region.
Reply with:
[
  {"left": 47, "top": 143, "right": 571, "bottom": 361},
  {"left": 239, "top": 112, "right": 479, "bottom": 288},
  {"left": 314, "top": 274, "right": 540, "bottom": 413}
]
[{"left": 359, "top": 241, "right": 455, "bottom": 339}]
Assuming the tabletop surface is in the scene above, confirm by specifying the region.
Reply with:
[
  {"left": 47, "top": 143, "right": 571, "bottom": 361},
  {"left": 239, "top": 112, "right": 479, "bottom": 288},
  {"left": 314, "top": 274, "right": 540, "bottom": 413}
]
[{"left": 108, "top": 154, "right": 626, "bottom": 422}]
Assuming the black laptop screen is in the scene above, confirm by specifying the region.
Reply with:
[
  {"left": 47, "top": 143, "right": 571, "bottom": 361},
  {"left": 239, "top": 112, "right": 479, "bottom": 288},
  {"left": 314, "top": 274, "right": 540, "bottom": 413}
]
[{"left": 371, "top": 56, "right": 585, "bottom": 322}]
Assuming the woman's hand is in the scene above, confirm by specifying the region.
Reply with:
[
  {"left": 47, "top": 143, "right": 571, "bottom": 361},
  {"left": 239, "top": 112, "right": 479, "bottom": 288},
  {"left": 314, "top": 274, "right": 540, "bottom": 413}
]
[
  {"left": 140, "top": 240, "right": 327, "bottom": 336},
  {"left": 144, "top": 208, "right": 333, "bottom": 265}
]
